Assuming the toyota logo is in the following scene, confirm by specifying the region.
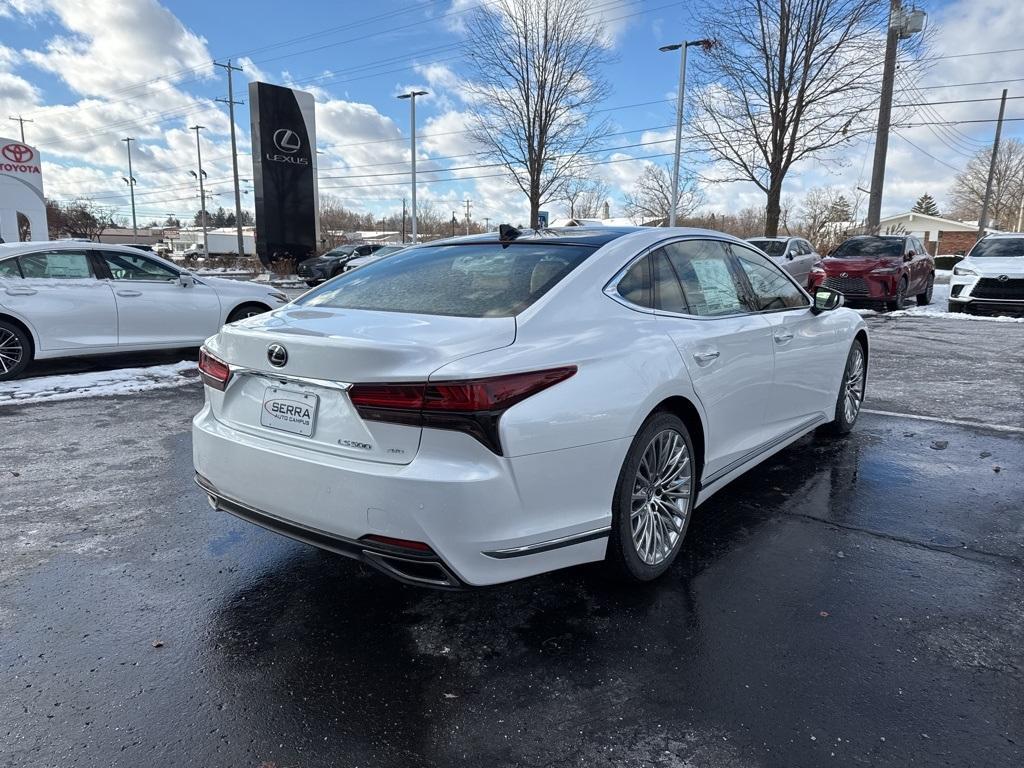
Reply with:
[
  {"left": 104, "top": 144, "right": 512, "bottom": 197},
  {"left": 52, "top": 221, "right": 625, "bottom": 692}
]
[
  {"left": 272, "top": 129, "right": 301, "bottom": 154},
  {"left": 2, "top": 143, "right": 33, "bottom": 163},
  {"left": 998, "top": 274, "right": 1010, "bottom": 282},
  {"left": 267, "top": 344, "right": 288, "bottom": 367}
]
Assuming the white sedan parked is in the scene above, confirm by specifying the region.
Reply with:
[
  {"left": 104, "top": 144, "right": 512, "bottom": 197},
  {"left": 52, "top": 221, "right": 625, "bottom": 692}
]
[
  {"left": 193, "top": 227, "right": 868, "bottom": 588},
  {"left": 0, "top": 241, "right": 288, "bottom": 379}
]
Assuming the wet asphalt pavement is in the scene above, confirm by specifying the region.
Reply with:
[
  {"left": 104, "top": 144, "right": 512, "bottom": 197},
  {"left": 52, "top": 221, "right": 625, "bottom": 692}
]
[{"left": 1, "top": 315, "right": 1022, "bottom": 768}]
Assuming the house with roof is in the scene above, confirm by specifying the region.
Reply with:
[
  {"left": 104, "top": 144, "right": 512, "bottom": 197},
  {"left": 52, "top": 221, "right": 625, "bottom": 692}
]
[{"left": 877, "top": 211, "right": 999, "bottom": 256}]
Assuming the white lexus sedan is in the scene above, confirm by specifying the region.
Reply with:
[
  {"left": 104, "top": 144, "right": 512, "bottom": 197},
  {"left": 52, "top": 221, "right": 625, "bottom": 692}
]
[
  {"left": 948, "top": 232, "right": 1024, "bottom": 316},
  {"left": 193, "top": 227, "right": 868, "bottom": 588},
  {"left": 0, "top": 241, "right": 288, "bottom": 379}
]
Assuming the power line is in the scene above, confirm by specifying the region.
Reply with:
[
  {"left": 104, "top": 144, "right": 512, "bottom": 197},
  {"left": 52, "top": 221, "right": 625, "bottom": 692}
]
[{"left": 893, "top": 132, "right": 961, "bottom": 172}]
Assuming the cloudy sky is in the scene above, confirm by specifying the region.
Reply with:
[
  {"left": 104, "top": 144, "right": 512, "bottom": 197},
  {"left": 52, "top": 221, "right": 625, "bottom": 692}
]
[{"left": 1, "top": 0, "right": 1022, "bottom": 227}]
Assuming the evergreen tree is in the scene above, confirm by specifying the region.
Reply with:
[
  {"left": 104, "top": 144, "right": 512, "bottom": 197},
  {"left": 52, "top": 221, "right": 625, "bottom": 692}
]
[
  {"left": 826, "top": 195, "right": 853, "bottom": 222},
  {"left": 912, "top": 193, "right": 940, "bottom": 216}
]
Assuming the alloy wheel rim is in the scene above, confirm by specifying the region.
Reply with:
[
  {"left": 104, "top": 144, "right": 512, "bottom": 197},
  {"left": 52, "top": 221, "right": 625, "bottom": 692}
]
[
  {"left": 0, "top": 329, "right": 23, "bottom": 374},
  {"left": 630, "top": 429, "right": 692, "bottom": 566},
  {"left": 844, "top": 346, "right": 865, "bottom": 423}
]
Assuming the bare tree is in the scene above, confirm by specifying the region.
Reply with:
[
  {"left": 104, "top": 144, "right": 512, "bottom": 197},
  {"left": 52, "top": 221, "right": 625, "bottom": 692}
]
[
  {"left": 464, "top": 0, "right": 611, "bottom": 227},
  {"left": 691, "top": 0, "right": 910, "bottom": 236},
  {"left": 624, "top": 163, "right": 704, "bottom": 225},
  {"left": 560, "top": 173, "right": 610, "bottom": 219},
  {"left": 947, "top": 138, "right": 1024, "bottom": 229},
  {"left": 794, "top": 186, "right": 856, "bottom": 251}
]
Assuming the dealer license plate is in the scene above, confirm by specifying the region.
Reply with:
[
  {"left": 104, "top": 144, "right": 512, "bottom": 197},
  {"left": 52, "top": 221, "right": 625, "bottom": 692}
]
[{"left": 260, "top": 387, "right": 319, "bottom": 437}]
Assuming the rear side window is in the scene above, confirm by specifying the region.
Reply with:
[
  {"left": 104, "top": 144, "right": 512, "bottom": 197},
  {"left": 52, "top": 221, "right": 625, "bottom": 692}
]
[
  {"left": 617, "top": 256, "right": 652, "bottom": 307},
  {"left": 298, "top": 242, "right": 594, "bottom": 318},
  {"left": 652, "top": 249, "right": 687, "bottom": 313},
  {"left": 0, "top": 257, "right": 21, "bottom": 277},
  {"left": 18, "top": 251, "right": 94, "bottom": 279}
]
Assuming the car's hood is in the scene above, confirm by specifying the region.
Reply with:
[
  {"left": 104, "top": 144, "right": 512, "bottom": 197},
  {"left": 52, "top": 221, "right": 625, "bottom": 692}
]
[
  {"left": 822, "top": 257, "right": 901, "bottom": 273},
  {"left": 197, "top": 275, "right": 279, "bottom": 296},
  {"left": 961, "top": 256, "right": 1024, "bottom": 276}
]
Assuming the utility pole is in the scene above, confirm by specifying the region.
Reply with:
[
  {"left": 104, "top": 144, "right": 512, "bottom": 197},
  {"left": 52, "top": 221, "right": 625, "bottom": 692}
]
[
  {"left": 464, "top": 199, "right": 471, "bottom": 235},
  {"left": 397, "top": 90, "right": 428, "bottom": 242},
  {"left": 215, "top": 60, "right": 246, "bottom": 258},
  {"left": 402, "top": 197, "right": 407, "bottom": 243},
  {"left": 451, "top": 211, "right": 457, "bottom": 238},
  {"left": 483, "top": 217, "right": 491, "bottom": 231},
  {"left": 659, "top": 38, "right": 714, "bottom": 227},
  {"left": 978, "top": 89, "right": 1008, "bottom": 236},
  {"left": 190, "top": 125, "right": 208, "bottom": 256},
  {"left": 865, "top": 1, "right": 927, "bottom": 233},
  {"left": 121, "top": 137, "right": 137, "bottom": 239},
  {"left": 8, "top": 115, "right": 33, "bottom": 143}
]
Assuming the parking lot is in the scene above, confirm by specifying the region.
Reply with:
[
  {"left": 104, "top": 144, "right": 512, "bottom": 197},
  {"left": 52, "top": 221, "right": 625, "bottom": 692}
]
[{"left": 2, "top": 310, "right": 1022, "bottom": 768}]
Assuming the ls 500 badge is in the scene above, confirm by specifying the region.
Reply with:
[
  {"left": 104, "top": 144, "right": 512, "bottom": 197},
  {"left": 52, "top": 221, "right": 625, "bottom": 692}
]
[{"left": 339, "top": 439, "right": 373, "bottom": 451}]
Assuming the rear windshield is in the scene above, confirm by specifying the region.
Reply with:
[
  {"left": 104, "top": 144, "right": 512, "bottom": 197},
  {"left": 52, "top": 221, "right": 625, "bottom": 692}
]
[
  {"left": 968, "top": 238, "right": 1024, "bottom": 258},
  {"left": 832, "top": 239, "right": 902, "bottom": 259},
  {"left": 748, "top": 239, "right": 786, "bottom": 257},
  {"left": 296, "top": 242, "right": 594, "bottom": 317}
]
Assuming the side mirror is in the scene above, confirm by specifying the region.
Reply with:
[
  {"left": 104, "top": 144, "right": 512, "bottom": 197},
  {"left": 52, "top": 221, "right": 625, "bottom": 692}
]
[
  {"left": 811, "top": 286, "right": 844, "bottom": 315},
  {"left": 178, "top": 273, "right": 194, "bottom": 288},
  {"left": 786, "top": 251, "right": 795, "bottom": 260}
]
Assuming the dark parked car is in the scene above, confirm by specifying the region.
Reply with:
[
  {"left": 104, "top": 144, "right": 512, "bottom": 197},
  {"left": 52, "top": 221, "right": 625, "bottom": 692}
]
[
  {"left": 809, "top": 235, "right": 935, "bottom": 310},
  {"left": 296, "top": 244, "right": 386, "bottom": 286}
]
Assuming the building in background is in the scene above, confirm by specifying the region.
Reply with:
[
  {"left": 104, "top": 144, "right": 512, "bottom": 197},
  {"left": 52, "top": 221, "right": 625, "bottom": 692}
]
[{"left": 878, "top": 211, "right": 1000, "bottom": 255}]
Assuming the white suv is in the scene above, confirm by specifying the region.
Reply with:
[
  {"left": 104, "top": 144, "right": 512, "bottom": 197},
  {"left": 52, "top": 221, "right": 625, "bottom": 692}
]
[{"left": 949, "top": 233, "right": 1024, "bottom": 316}]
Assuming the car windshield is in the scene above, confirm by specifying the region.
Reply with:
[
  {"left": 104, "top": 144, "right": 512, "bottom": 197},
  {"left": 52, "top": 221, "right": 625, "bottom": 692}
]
[
  {"left": 297, "top": 242, "right": 594, "bottom": 317},
  {"left": 323, "top": 247, "right": 355, "bottom": 258},
  {"left": 968, "top": 238, "right": 1024, "bottom": 258},
  {"left": 831, "top": 239, "right": 902, "bottom": 259},
  {"left": 748, "top": 239, "right": 787, "bottom": 257}
]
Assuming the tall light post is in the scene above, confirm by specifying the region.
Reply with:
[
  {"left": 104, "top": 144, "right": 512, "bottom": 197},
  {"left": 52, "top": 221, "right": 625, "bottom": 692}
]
[
  {"left": 189, "top": 125, "right": 208, "bottom": 255},
  {"left": 121, "top": 137, "right": 137, "bottom": 239},
  {"left": 659, "top": 39, "right": 714, "bottom": 227},
  {"left": 397, "top": 90, "right": 428, "bottom": 242},
  {"left": 865, "top": 1, "right": 926, "bottom": 232}
]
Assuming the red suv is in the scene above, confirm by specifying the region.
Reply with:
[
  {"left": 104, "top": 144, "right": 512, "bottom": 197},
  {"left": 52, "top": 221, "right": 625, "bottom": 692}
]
[{"left": 809, "top": 235, "right": 935, "bottom": 310}]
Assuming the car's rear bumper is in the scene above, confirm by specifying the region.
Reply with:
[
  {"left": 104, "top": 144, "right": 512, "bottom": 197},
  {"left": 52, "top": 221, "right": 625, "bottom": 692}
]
[{"left": 192, "top": 404, "right": 624, "bottom": 586}]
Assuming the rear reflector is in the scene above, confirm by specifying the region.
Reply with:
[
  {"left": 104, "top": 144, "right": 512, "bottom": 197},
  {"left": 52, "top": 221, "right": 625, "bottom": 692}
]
[
  {"left": 348, "top": 366, "right": 577, "bottom": 455},
  {"left": 361, "top": 534, "right": 435, "bottom": 553},
  {"left": 198, "top": 347, "right": 231, "bottom": 391}
]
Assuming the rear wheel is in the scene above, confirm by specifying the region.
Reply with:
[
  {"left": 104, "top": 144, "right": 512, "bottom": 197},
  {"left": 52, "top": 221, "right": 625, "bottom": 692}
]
[
  {"left": 820, "top": 340, "right": 867, "bottom": 436},
  {"left": 917, "top": 273, "right": 934, "bottom": 305},
  {"left": 227, "top": 303, "right": 269, "bottom": 323},
  {"left": 887, "top": 278, "right": 907, "bottom": 311},
  {"left": 608, "top": 412, "right": 696, "bottom": 582},
  {"left": 0, "top": 320, "right": 31, "bottom": 381}
]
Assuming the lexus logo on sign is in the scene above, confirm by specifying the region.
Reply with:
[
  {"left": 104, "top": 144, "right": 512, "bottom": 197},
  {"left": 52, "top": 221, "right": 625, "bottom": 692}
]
[
  {"left": 2, "top": 142, "right": 33, "bottom": 163},
  {"left": 273, "top": 129, "right": 301, "bottom": 153},
  {"left": 267, "top": 344, "right": 288, "bottom": 367}
]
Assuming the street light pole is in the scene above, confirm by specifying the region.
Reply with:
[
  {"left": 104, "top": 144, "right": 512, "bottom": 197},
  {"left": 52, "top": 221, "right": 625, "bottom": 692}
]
[
  {"left": 190, "top": 125, "right": 208, "bottom": 256},
  {"left": 215, "top": 60, "right": 246, "bottom": 258},
  {"left": 660, "top": 39, "right": 714, "bottom": 227},
  {"left": 398, "top": 90, "right": 428, "bottom": 242},
  {"left": 121, "top": 137, "right": 137, "bottom": 239}
]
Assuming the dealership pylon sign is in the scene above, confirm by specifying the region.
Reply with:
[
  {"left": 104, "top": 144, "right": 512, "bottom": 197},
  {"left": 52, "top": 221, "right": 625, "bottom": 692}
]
[
  {"left": 0, "top": 137, "right": 48, "bottom": 242},
  {"left": 249, "top": 82, "right": 320, "bottom": 267}
]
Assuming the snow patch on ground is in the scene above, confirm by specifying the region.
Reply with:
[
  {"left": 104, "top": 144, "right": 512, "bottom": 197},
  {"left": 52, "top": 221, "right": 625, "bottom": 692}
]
[
  {"left": 0, "top": 361, "right": 197, "bottom": 407},
  {"left": 851, "top": 283, "right": 1024, "bottom": 323}
]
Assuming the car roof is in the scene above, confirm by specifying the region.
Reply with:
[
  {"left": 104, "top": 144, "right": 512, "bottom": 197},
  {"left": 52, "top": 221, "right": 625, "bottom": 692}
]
[
  {"left": 747, "top": 236, "right": 793, "bottom": 241},
  {"left": 419, "top": 226, "right": 643, "bottom": 248},
  {"left": 980, "top": 232, "right": 1024, "bottom": 239}
]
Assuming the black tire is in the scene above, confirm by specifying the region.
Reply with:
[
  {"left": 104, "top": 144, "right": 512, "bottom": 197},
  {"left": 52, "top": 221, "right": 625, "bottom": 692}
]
[
  {"left": 226, "top": 303, "right": 269, "bottom": 323},
  {"left": 820, "top": 339, "right": 867, "bottom": 437},
  {"left": 0, "top": 319, "right": 32, "bottom": 381},
  {"left": 886, "top": 278, "right": 908, "bottom": 311},
  {"left": 916, "top": 273, "right": 934, "bottom": 305},
  {"left": 305, "top": 280, "right": 319, "bottom": 287},
  {"left": 607, "top": 412, "right": 696, "bottom": 583}
]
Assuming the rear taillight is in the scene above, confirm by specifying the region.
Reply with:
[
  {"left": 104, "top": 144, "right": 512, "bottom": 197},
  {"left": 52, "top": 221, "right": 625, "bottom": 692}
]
[
  {"left": 348, "top": 366, "right": 576, "bottom": 454},
  {"left": 198, "top": 347, "right": 231, "bottom": 391}
]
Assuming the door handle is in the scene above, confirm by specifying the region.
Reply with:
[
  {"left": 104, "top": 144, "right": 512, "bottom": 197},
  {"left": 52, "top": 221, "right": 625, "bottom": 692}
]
[
  {"left": 773, "top": 330, "right": 794, "bottom": 344},
  {"left": 116, "top": 290, "right": 143, "bottom": 297},
  {"left": 4, "top": 287, "right": 37, "bottom": 296},
  {"left": 692, "top": 349, "right": 720, "bottom": 365}
]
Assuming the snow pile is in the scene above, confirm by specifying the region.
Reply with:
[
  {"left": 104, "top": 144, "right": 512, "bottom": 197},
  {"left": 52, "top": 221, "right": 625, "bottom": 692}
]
[
  {"left": 889, "top": 283, "right": 1024, "bottom": 322},
  {"left": 0, "top": 361, "right": 197, "bottom": 407}
]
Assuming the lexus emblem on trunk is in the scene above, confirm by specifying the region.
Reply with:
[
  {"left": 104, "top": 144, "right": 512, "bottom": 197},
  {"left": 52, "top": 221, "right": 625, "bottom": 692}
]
[
  {"left": 998, "top": 274, "right": 1010, "bottom": 282},
  {"left": 267, "top": 344, "right": 288, "bottom": 367}
]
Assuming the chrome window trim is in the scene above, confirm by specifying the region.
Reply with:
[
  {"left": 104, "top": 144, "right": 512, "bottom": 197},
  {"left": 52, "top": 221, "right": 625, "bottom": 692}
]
[
  {"left": 226, "top": 364, "right": 353, "bottom": 392},
  {"left": 604, "top": 234, "right": 813, "bottom": 321}
]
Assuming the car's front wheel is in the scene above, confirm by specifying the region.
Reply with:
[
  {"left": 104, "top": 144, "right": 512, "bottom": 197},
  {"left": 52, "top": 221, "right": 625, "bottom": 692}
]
[
  {"left": 0, "top": 319, "right": 31, "bottom": 381},
  {"left": 227, "top": 303, "right": 269, "bottom": 323},
  {"left": 608, "top": 412, "right": 696, "bottom": 582},
  {"left": 887, "top": 278, "right": 908, "bottom": 311},
  {"left": 820, "top": 339, "right": 867, "bottom": 436}
]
